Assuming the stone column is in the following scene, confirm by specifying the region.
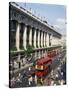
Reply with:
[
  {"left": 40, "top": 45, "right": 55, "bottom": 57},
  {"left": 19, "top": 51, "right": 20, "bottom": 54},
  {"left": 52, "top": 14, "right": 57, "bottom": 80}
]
[
  {"left": 29, "top": 27, "right": 32, "bottom": 46},
  {"left": 50, "top": 34, "right": 53, "bottom": 46},
  {"left": 16, "top": 23, "right": 20, "bottom": 51},
  {"left": 41, "top": 31, "right": 43, "bottom": 47},
  {"left": 44, "top": 32, "right": 45, "bottom": 47},
  {"left": 43, "top": 32, "right": 44, "bottom": 47},
  {"left": 38, "top": 30, "right": 40, "bottom": 48},
  {"left": 34, "top": 29, "right": 36, "bottom": 48},
  {"left": 23, "top": 24, "right": 27, "bottom": 49},
  {"left": 45, "top": 32, "right": 47, "bottom": 47},
  {"left": 46, "top": 33, "right": 49, "bottom": 47},
  {"left": 40, "top": 31, "right": 41, "bottom": 47}
]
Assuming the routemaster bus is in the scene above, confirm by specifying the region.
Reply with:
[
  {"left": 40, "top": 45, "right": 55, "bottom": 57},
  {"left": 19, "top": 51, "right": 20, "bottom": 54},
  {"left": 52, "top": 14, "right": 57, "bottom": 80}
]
[
  {"left": 30, "top": 50, "right": 57, "bottom": 84},
  {"left": 31, "top": 56, "right": 52, "bottom": 77},
  {"left": 30, "top": 56, "right": 52, "bottom": 85}
]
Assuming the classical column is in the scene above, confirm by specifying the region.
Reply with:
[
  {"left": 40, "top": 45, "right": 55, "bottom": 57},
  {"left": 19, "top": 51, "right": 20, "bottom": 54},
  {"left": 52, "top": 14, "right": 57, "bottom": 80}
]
[
  {"left": 34, "top": 28, "right": 36, "bottom": 48},
  {"left": 44, "top": 32, "right": 45, "bottom": 47},
  {"left": 23, "top": 24, "right": 27, "bottom": 49},
  {"left": 40, "top": 31, "right": 41, "bottom": 47},
  {"left": 29, "top": 27, "right": 32, "bottom": 46},
  {"left": 46, "top": 33, "right": 49, "bottom": 47},
  {"left": 36, "top": 30, "right": 38, "bottom": 48},
  {"left": 45, "top": 32, "right": 47, "bottom": 47},
  {"left": 43, "top": 32, "right": 44, "bottom": 47},
  {"left": 38, "top": 30, "right": 40, "bottom": 48},
  {"left": 50, "top": 34, "right": 53, "bottom": 46},
  {"left": 16, "top": 23, "right": 20, "bottom": 51},
  {"left": 41, "top": 32, "right": 43, "bottom": 47}
]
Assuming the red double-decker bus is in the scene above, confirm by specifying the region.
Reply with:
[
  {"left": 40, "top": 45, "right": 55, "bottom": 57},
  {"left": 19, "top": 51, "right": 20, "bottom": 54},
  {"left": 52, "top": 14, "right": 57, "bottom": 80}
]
[
  {"left": 31, "top": 56, "right": 52, "bottom": 77},
  {"left": 31, "top": 50, "right": 57, "bottom": 77}
]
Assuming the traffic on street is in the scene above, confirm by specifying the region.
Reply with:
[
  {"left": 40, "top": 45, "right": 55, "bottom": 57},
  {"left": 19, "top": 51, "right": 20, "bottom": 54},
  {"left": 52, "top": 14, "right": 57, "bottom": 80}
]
[{"left": 10, "top": 49, "right": 66, "bottom": 88}]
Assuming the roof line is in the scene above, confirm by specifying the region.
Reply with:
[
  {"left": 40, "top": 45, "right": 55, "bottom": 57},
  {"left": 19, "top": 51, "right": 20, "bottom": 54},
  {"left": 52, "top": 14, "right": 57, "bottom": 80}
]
[{"left": 10, "top": 2, "right": 62, "bottom": 36}]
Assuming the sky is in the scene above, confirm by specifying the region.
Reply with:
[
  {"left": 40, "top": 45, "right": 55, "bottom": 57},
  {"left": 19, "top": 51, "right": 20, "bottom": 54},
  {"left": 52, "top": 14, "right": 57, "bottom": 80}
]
[{"left": 17, "top": 2, "right": 66, "bottom": 36}]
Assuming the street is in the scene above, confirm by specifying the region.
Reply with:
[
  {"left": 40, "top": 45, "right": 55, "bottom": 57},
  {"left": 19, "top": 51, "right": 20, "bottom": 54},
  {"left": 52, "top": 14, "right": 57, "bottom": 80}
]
[{"left": 10, "top": 50, "right": 66, "bottom": 88}]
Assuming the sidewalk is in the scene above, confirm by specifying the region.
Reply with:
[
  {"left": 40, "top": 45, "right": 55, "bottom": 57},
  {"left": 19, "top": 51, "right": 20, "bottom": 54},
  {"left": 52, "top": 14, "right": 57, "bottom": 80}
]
[{"left": 13, "top": 63, "right": 33, "bottom": 74}]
